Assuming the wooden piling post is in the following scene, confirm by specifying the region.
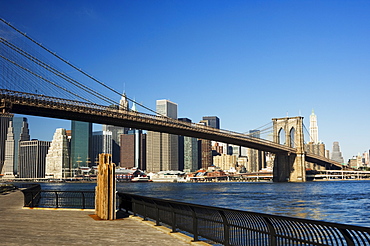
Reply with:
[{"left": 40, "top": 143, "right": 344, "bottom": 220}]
[{"left": 95, "top": 153, "right": 116, "bottom": 220}]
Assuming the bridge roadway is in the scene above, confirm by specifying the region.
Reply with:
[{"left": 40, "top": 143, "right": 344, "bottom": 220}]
[
  {"left": 1, "top": 189, "right": 208, "bottom": 245},
  {"left": 0, "top": 89, "right": 343, "bottom": 169}
]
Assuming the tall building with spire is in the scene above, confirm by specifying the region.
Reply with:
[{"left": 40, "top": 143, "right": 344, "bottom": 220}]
[
  {"left": 309, "top": 109, "right": 319, "bottom": 144},
  {"left": 1, "top": 121, "right": 15, "bottom": 178},
  {"left": 119, "top": 92, "right": 129, "bottom": 111},
  {"left": 103, "top": 92, "right": 129, "bottom": 165},
  {"left": 0, "top": 114, "right": 13, "bottom": 172},
  {"left": 0, "top": 116, "right": 30, "bottom": 176}
]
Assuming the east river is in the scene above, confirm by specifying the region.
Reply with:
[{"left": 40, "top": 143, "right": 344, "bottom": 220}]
[{"left": 40, "top": 180, "right": 370, "bottom": 227}]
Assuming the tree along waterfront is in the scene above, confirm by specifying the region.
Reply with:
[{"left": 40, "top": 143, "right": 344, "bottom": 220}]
[{"left": 39, "top": 180, "right": 370, "bottom": 227}]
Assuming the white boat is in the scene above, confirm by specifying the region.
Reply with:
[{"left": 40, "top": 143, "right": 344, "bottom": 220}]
[
  {"left": 131, "top": 176, "right": 151, "bottom": 182},
  {"left": 149, "top": 171, "right": 187, "bottom": 182}
]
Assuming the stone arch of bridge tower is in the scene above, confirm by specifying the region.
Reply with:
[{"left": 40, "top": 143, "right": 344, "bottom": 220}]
[
  {"left": 278, "top": 127, "right": 285, "bottom": 145},
  {"left": 290, "top": 127, "right": 295, "bottom": 148},
  {"left": 272, "top": 116, "right": 306, "bottom": 182}
]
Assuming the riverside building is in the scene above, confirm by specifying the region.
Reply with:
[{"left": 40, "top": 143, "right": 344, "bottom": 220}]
[
  {"left": 146, "top": 99, "right": 178, "bottom": 172},
  {"left": 178, "top": 118, "right": 198, "bottom": 172},
  {"left": 70, "top": 121, "right": 92, "bottom": 174},
  {"left": 19, "top": 140, "right": 51, "bottom": 178},
  {"left": 45, "top": 128, "right": 70, "bottom": 179},
  {"left": 0, "top": 114, "right": 12, "bottom": 172},
  {"left": 331, "top": 141, "right": 344, "bottom": 164},
  {"left": 0, "top": 116, "right": 30, "bottom": 177}
]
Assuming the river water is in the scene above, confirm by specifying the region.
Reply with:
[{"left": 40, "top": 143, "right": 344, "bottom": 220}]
[{"left": 40, "top": 180, "right": 370, "bottom": 227}]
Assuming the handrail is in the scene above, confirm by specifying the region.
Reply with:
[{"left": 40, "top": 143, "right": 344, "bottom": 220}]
[
  {"left": 117, "top": 192, "right": 370, "bottom": 246},
  {"left": 19, "top": 185, "right": 95, "bottom": 209},
  {"left": 19, "top": 184, "right": 42, "bottom": 207}
]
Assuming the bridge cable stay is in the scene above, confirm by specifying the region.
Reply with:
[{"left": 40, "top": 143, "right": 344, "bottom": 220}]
[
  {"left": 0, "top": 37, "right": 118, "bottom": 105},
  {"left": 243, "top": 122, "right": 274, "bottom": 142},
  {"left": 0, "top": 54, "right": 94, "bottom": 103},
  {"left": 0, "top": 18, "right": 166, "bottom": 118}
]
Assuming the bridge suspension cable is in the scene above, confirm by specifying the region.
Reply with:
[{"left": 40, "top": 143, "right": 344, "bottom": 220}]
[
  {"left": 0, "top": 18, "right": 162, "bottom": 116},
  {"left": 303, "top": 123, "right": 326, "bottom": 157}
]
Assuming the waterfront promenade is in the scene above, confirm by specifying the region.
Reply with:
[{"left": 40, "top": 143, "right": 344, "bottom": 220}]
[{"left": 1, "top": 190, "right": 208, "bottom": 246}]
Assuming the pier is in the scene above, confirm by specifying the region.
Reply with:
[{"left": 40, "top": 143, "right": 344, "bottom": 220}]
[{"left": 0, "top": 190, "right": 207, "bottom": 245}]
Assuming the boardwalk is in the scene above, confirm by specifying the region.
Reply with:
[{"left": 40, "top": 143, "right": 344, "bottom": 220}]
[{"left": 0, "top": 190, "right": 209, "bottom": 246}]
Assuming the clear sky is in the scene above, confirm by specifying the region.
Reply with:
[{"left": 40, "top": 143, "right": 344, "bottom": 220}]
[{"left": 1, "top": 0, "right": 370, "bottom": 161}]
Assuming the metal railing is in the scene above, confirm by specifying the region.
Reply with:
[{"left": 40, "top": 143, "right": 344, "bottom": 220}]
[
  {"left": 19, "top": 183, "right": 42, "bottom": 207},
  {"left": 20, "top": 184, "right": 95, "bottom": 209},
  {"left": 118, "top": 192, "right": 370, "bottom": 246}
]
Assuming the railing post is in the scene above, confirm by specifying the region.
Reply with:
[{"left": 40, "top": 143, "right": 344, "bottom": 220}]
[
  {"left": 31, "top": 191, "right": 34, "bottom": 207},
  {"left": 190, "top": 206, "right": 199, "bottom": 242},
  {"left": 339, "top": 228, "right": 355, "bottom": 246},
  {"left": 81, "top": 192, "right": 85, "bottom": 209},
  {"left": 143, "top": 203, "right": 147, "bottom": 221},
  {"left": 263, "top": 217, "right": 277, "bottom": 246},
  {"left": 170, "top": 204, "right": 177, "bottom": 233},
  {"left": 55, "top": 192, "right": 59, "bottom": 208},
  {"left": 133, "top": 200, "right": 136, "bottom": 216},
  {"left": 218, "top": 210, "right": 230, "bottom": 246},
  {"left": 154, "top": 202, "right": 160, "bottom": 226}
]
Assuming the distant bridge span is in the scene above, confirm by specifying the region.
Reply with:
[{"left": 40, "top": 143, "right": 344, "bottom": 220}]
[{"left": 0, "top": 89, "right": 344, "bottom": 180}]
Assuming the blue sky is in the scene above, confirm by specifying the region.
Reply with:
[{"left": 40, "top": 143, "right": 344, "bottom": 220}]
[{"left": 1, "top": 0, "right": 370, "bottom": 161}]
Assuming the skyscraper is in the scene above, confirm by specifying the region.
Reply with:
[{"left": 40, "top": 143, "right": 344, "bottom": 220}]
[
  {"left": 1, "top": 121, "right": 15, "bottom": 178},
  {"left": 147, "top": 99, "right": 178, "bottom": 172},
  {"left": 13, "top": 117, "right": 30, "bottom": 174},
  {"left": 202, "top": 116, "right": 220, "bottom": 129},
  {"left": 92, "top": 131, "right": 113, "bottom": 164},
  {"left": 70, "top": 121, "right": 92, "bottom": 173},
  {"left": 19, "top": 140, "right": 51, "bottom": 178},
  {"left": 0, "top": 114, "right": 12, "bottom": 172},
  {"left": 102, "top": 92, "right": 130, "bottom": 165},
  {"left": 178, "top": 118, "right": 198, "bottom": 172},
  {"left": 45, "top": 128, "right": 70, "bottom": 179},
  {"left": 199, "top": 116, "right": 220, "bottom": 169},
  {"left": 102, "top": 125, "right": 125, "bottom": 165},
  {"left": 120, "top": 130, "right": 146, "bottom": 170},
  {"left": 0, "top": 116, "right": 30, "bottom": 176},
  {"left": 309, "top": 109, "right": 319, "bottom": 144},
  {"left": 331, "top": 141, "right": 344, "bottom": 164}
]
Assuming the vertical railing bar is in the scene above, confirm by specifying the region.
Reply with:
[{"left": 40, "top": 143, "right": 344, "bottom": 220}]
[
  {"left": 218, "top": 210, "right": 230, "bottom": 246},
  {"left": 81, "top": 192, "right": 85, "bottom": 209},
  {"left": 263, "top": 216, "right": 277, "bottom": 246},
  {"left": 143, "top": 202, "right": 147, "bottom": 221},
  {"left": 190, "top": 206, "right": 199, "bottom": 242},
  {"left": 133, "top": 199, "right": 136, "bottom": 216},
  {"left": 31, "top": 191, "right": 34, "bottom": 207},
  {"left": 154, "top": 201, "right": 160, "bottom": 226},
  {"left": 339, "top": 228, "right": 355, "bottom": 246},
  {"left": 169, "top": 204, "right": 177, "bottom": 233},
  {"left": 55, "top": 191, "right": 59, "bottom": 208}
]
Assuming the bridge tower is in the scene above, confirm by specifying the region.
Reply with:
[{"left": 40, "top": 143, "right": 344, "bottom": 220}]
[{"left": 272, "top": 116, "right": 306, "bottom": 182}]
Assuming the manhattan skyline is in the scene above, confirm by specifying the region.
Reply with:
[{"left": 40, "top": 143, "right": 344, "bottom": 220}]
[{"left": 1, "top": 1, "right": 370, "bottom": 161}]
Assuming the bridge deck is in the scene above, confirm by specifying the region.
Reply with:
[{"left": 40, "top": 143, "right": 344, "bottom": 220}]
[{"left": 0, "top": 190, "right": 206, "bottom": 245}]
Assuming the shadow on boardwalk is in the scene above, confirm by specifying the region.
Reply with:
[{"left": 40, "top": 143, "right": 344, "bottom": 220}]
[{"left": 0, "top": 190, "right": 199, "bottom": 246}]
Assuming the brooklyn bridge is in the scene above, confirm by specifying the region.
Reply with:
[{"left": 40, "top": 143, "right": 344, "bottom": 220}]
[{"left": 0, "top": 19, "right": 345, "bottom": 182}]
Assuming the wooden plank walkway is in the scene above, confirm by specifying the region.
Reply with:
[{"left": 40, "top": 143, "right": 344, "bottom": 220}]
[{"left": 0, "top": 190, "right": 209, "bottom": 246}]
